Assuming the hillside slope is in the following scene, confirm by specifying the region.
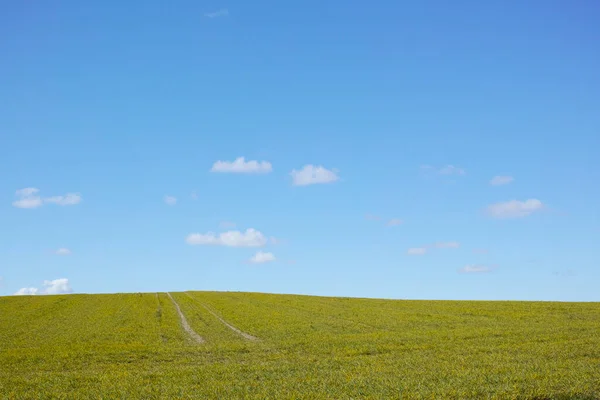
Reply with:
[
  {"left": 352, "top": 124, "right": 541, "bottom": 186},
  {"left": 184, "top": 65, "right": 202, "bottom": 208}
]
[{"left": 1, "top": 292, "right": 599, "bottom": 399}]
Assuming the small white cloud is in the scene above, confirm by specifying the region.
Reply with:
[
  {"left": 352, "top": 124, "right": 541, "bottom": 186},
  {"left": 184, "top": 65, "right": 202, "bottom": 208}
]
[
  {"left": 249, "top": 251, "right": 276, "bottom": 264},
  {"left": 290, "top": 165, "right": 339, "bottom": 186},
  {"left": 407, "top": 247, "right": 427, "bottom": 255},
  {"left": 219, "top": 221, "right": 237, "bottom": 229},
  {"left": 164, "top": 195, "right": 177, "bottom": 206},
  {"left": 44, "top": 193, "right": 82, "bottom": 206},
  {"left": 13, "top": 278, "right": 72, "bottom": 295},
  {"left": 387, "top": 218, "right": 403, "bottom": 226},
  {"left": 191, "top": 191, "right": 198, "bottom": 200},
  {"left": 14, "top": 287, "right": 39, "bottom": 295},
  {"left": 42, "top": 278, "right": 72, "bottom": 294},
  {"left": 204, "top": 8, "right": 229, "bottom": 18},
  {"left": 186, "top": 228, "right": 268, "bottom": 247},
  {"left": 211, "top": 157, "right": 272, "bottom": 174},
  {"left": 487, "top": 199, "right": 544, "bottom": 219},
  {"left": 434, "top": 241, "right": 460, "bottom": 249},
  {"left": 490, "top": 176, "right": 514, "bottom": 186},
  {"left": 55, "top": 248, "right": 71, "bottom": 256},
  {"left": 13, "top": 188, "right": 43, "bottom": 209},
  {"left": 458, "top": 265, "right": 493, "bottom": 273}
]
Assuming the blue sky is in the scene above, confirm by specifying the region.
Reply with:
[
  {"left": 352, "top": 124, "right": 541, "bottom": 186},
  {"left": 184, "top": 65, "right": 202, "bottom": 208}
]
[{"left": 1, "top": 1, "right": 598, "bottom": 300}]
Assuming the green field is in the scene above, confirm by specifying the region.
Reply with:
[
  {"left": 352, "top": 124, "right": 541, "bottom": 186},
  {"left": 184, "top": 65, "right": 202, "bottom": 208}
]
[{"left": 1, "top": 292, "right": 599, "bottom": 399}]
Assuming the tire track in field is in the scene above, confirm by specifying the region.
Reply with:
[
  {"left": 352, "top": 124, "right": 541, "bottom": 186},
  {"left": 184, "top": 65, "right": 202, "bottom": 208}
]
[
  {"left": 167, "top": 293, "right": 205, "bottom": 344},
  {"left": 184, "top": 293, "right": 258, "bottom": 341}
]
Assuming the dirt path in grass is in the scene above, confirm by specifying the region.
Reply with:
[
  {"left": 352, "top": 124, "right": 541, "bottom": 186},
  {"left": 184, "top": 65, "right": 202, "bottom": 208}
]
[
  {"left": 167, "top": 293, "right": 205, "bottom": 344},
  {"left": 185, "top": 293, "right": 258, "bottom": 341}
]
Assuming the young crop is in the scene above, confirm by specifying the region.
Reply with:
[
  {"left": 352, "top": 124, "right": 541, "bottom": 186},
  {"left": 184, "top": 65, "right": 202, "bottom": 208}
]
[{"left": 1, "top": 292, "right": 599, "bottom": 398}]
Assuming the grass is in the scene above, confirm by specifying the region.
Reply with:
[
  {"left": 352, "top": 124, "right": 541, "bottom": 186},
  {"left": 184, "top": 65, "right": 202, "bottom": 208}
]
[{"left": 1, "top": 292, "right": 599, "bottom": 399}]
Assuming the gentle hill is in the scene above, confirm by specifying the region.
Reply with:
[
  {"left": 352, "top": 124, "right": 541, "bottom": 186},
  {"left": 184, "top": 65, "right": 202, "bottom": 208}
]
[{"left": 1, "top": 292, "right": 599, "bottom": 399}]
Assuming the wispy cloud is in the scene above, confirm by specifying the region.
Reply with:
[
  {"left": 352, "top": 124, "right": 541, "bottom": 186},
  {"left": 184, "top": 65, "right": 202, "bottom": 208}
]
[
  {"left": 486, "top": 199, "right": 544, "bottom": 219},
  {"left": 269, "top": 236, "right": 282, "bottom": 245},
  {"left": 439, "top": 165, "right": 466, "bottom": 175},
  {"left": 490, "top": 175, "right": 514, "bottom": 186},
  {"left": 472, "top": 248, "right": 489, "bottom": 254},
  {"left": 366, "top": 214, "right": 403, "bottom": 227},
  {"left": 14, "top": 278, "right": 72, "bottom": 296},
  {"left": 219, "top": 221, "right": 237, "bottom": 229},
  {"left": 211, "top": 157, "right": 272, "bottom": 174},
  {"left": 434, "top": 241, "right": 460, "bottom": 249},
  {"left": 386, "top": 218, "right": 403, "bottom": 226},
  {"left": 204, "top": 8, "right": 229, "bottom": 18},
  {"left": 190, "top": 191, "right": 198, "bottom": 200},
  {"left": 421, "top": 164, "right": 466, "bottom": 176},
  {"left": 44, "top": 194, "right": 82, "bottom": 206},
  {"left": 12, "top": 188, "right": 82, "bottom": 209},
  {"left": 164, "top": 195, "right": 177, "bottom": 206},
  {"left": 290, "top": 165, "right": 339, "bottom": 186},
  {"left": 407, "top": 247, "right": 427, "bottom": 255},
  {"left": 55, "top": 248, "right": 71, "bottom": 256},
  {"left": 458, "top": 264, "right": 495, "bottom": 274},
  {"left": 186, "top": 228, "right": 269, "bottom": 247},
  {"left": 249, "top": 251, "right": 276, "bottom": 264},
  {"left": 553, "top": 269, "right": 576, "bottom": 277},
  {"left": 407, "top": 241, "right": 460, "bottom": 255}
]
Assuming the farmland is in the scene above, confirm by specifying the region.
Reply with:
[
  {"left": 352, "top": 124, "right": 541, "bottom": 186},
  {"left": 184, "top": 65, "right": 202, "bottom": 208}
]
[{"left": 1, "top": 292, "right": 599, "bottom": 399}]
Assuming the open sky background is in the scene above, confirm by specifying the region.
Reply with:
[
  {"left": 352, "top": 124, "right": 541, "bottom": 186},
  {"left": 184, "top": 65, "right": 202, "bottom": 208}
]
[{"left": 1, "top": 1, "right": 598, "bottom": 300}]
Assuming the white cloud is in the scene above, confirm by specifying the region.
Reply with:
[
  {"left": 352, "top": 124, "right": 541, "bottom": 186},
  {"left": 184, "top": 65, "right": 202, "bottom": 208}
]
[
  {"left": 434, "top": 241, "right": 460, "bottom": 249},
  {"left": 249, "top": 251, "right": 276, "bottom": 264},
  {"left": 191, "top": 191, "right": 198, "bottom": 200},
  {"left": 204, "top": 8, "right": 229, "bottom": 18},
  {"left": 13, "top": 187, "right": 43, "bottom": 208},
  {"left": 13, "top": 278, "right": 72, "bottom": 295},
  {"left": 186, "top": 228, "right": 268, "bottom": 247},
  {"left": 14, "top": 287, "right": 39, "bottom": 295},
  {"left": 407, "top": 247, "right": 427, "bottom": 255},
  {"left": 13, "top": 197, "right": 43, "bottom": 209},
  {"left": 164, "top": 195, "right": 177, "bottom": 206},
  {"left": 290, "top": 165, "right": 339, "bottom": 186},
  {"left": 490, "top": 176, "right": 514, "bottom": 186},
  {"left": 487, "top": 199, "right": 544, "bottom": 219},
  {"left": 55, "top": 248, "right": 71, "bottom": 256},
  {"left": 386, "top": 218, "right": 403, "bottom": 226},
  {"left": 211, "top": 157, "right": 272, "bottom": 174},
  {"left": 42, "top": 278, "right": 72, "bottom": 294},
  {"left": 458, "top": 265, "right": 493, "bottom": 273},
  {"left": 44, "top": 193, "right": 82, "bottom": 206},
  {"left": 219, "top": 221, "right": 237, "bottom": 229}
]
